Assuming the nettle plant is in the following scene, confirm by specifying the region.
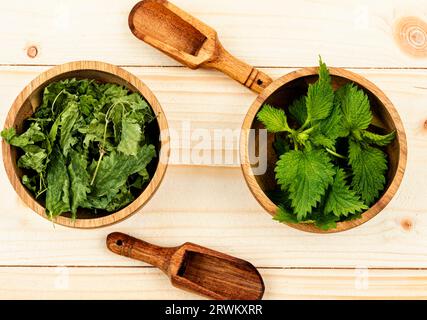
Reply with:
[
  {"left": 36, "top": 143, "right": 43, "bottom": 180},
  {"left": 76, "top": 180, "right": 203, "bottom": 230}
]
[
  {"left": 1, "top": 79, "right": 156, "bottom": 219},
  {"left": 257, "top": 58, "right": 396, "bottom": 230}
]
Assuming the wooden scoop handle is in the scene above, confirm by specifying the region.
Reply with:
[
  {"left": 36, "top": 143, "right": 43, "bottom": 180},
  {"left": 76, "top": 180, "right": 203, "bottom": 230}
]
[
  {"left": 106, "top": 232, "right": 176, "bottom": 274},
  {"left": 129, "top": 0, "right": 272, "bottom": 93},
  {"left": 204, "top": 42, "right": 273, "bottom": 94}
]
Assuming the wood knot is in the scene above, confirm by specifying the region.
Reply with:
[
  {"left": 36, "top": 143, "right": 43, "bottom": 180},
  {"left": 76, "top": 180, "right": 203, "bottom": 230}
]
[
  {"left": 394, "top": 17, "right": 427, "bottom": 58},
  {"left": 26, "top": 45, "right": 38, "bottom": 58},
  {"left": 400, "top": 218, "right": 413, "bottom": 231},
  {"left": 424, "top": 119, "right": 427, "bottom": 130}
]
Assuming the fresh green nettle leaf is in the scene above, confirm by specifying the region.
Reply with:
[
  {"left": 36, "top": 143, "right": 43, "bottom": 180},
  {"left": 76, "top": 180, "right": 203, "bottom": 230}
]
[
  {"left": 336, "top": 83, "right": 372, "bottom": 133},
  {"left": 275, "top": 149, "right": 335, "bottom": 220},
  {"left": 324, "top": 168, "right": 368, "bottom": 217},
  {"left": 315, "top": 100, "right": 347, "bottom": 142},
  {"left": 1, "top": 78, "right": 156, "bottom": 219},
  {"left": 256, "top": 57, "right": 395, "bottom": 230},
  {"left": 273, "top": 206, "right": 299, "bottom": 224},
  {"left": 348, "top": 139, "right": 388, "bottom": 205},
  {"left": 257, "top": 104, "right": 291, "bottom": 133},
  {"left": 314, "top": 214, "right": 340, "bottom": 231},
  {"left": 305, "top": 58, "right": 334, "bottom": 123},
  {"left": 361, "top": 130, "right": 396, "bottom": 147},
  {"left": 288, "top": 96, "right": 307, "bottom": 126}
]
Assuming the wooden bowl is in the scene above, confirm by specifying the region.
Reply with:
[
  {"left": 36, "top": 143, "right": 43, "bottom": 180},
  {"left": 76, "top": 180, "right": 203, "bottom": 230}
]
[
  {"left": 240, "top": 67, "right": 407, "bottom": 233},
  {"left": 2, "top": 61, "right": 169, "bottom": 228}
]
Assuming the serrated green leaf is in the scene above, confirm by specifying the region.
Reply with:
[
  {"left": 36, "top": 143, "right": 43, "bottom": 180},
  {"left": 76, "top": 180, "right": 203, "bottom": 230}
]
[
  {"left": 305, "top": 59, "right": 334, "bottom": 122},
  {"left": 130, "top": 168, "right": 151, "bottom": 189},
  {"left": 275, "top": 149, "right": 335, "bottom": 220},
  {"left": 7, "top": 123, "right": 45, "bottom": 148},
  {"left": 336, "top": 83, "right": 372, "bottom": 132},
  {"left": 316, "top": 100, "right": 348, "bottom": 140},
  {"left": 91, "top": 144, "right": 156, "bottom": 198},
  {"left": 17, "top": 149, "right": 47, "bottom": 174},
  {"left": 78, "top": 94, "right": 98, "bottom": 117},
  {"left": 1, "top": 127, "right": 16, "bottom": 143},
  {"left": 288, "top": 96, "right": 307, "bottom": 126},
  {"left": 79, "top": 118, "right": 108, "bottom": 149},
  {"left": 105, "top": 186, "right": 134, "bottom": 212},
  {"left": 361, "top": 130, "right": 395, "bottom": 147},
  {"left": 46, "top": 148, "right": 70, "bottom": 217},
  {"left": 58, "top": 101, "right": 80, "bottom": 157},
  {"left": 324, "top": 168, "right": 368, "bottom": 217},
  {"left": 117, "top": 117, "right": 142, "bottom": 156},
  {"left": 314, "top": 214, "right": 339, "bottom": 231},
  {"left": 138, "top": 167, "right": 150, "bottom": 182},
  {"left": 273, "top": 206, "right": 299, "bottom": 224},
  {"left": 310, "top": 133, "right": 335, "bottom": 150},
  {"left": 273, "top": 135, "right": 290, "bottom": 156},
  {"left": 318, "top": 57, "right": 329, "bottom": 80},
  {"left": 68, "top": 151, "right": 91, "bottom": 218},
  {"left": 2, "top": 78, "right": 157, "bottom": 218},
  {"left": 22, "top": 175, "right": 37, "bottom": 194},
  {"left": 257, "top": 104, "right": 291, "bottom": 133},
  {"left": 348, "top": 140, "right": 388, "bottom": 205}
]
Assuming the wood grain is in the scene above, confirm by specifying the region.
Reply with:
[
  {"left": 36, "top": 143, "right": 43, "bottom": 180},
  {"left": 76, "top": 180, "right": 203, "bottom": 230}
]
[
  {"left": 0, "top": 0, "right": 426, "bottom": 67},
  {"left": 0, "top": 163, "right": 426, "bottom": 268},
  {"left": 1, "top": 267, "right": 427, "bottom": 299},
  {"left": 106, "top": 232, "right": 264, "bottom": 300},
  {"left": 1, "top": 66, "right": 425, "bottom": 167},
  {"left": 129, "top": 0, "right": 272, "bottom": 93},
  {"left": 0, "top": 68, "right": 425, "bottom": 261},
  {"left": 0, "top": 0, "right": 426, "bottom": 299}
]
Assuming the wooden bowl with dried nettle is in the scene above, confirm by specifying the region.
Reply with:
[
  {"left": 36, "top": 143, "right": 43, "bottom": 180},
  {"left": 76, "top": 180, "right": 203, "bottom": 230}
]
[{"left": 1, "top": 61, "right": 169, "bottom": 228}]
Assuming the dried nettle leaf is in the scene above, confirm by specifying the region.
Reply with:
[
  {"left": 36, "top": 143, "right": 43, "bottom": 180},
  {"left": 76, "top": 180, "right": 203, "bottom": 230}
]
[{"left": 1, "top": 79, "right": 156, "bottom": 218}]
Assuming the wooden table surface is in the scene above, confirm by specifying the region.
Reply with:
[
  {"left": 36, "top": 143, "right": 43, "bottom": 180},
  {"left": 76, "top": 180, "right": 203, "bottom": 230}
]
[{"left": 0, "top": 0, "right": 426, "bottom": 299}]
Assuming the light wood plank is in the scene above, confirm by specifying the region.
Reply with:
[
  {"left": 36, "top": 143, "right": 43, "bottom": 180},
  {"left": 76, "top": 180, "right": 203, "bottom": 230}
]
[
  {"left": 0, "top": 66, "right": 426, "bottom": 268},
  {"left": 0, "top": 66, "right": 426, "bottom": 166},
  {"left": 0, "top": 164, "right": 426, "bottom": 268},
  {"left": 0, "top": 267, "right": 426, "bottom": 299},
  {"left": 0, "top": 0, "right": 426, "bottom": 67}
]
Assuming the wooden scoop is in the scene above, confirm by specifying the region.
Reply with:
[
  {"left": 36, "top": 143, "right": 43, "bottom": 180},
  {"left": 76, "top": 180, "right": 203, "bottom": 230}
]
[
  {"left": 128, "top": 0, "right": 272, "bottom": 93},
  {"left": 106, "top": 232, "right": 265, "bottom": 300}
]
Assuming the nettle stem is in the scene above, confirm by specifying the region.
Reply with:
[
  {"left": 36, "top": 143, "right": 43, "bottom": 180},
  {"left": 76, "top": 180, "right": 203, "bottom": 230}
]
[
  {"left": 51, "top": 89, "right": 65, "bottom": 116},
  {"left": 326, "top": 148, "right": 346, "bottom": 159},
  {"left": 90, "top": 117, "right": 110, "bottom": 186},
  {"left": 90, "top": 101, "right": 129, "bottom": 186},
  {"left": 90, "top": 149, "right": 105, "bottom": 186}
]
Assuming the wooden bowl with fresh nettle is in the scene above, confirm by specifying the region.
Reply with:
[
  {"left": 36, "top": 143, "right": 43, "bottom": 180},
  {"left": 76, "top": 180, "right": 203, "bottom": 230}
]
[
  {"left": 1, "top": 61, "right": 169, "bottom": 228},
  {"left": 128, "top": 0, "right": 407, "bottom": 233},
  {"left": 241, "top": 63, "right": 407, "bottom": 233}
]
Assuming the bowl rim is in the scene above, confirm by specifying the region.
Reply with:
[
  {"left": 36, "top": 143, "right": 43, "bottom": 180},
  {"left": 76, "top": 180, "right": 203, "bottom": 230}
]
[
  {"left": 2, "top": 60, "right": 170, "bottom": 228},
  {"left": 239, "top": 66, "right": 407, "bottom": 233}
]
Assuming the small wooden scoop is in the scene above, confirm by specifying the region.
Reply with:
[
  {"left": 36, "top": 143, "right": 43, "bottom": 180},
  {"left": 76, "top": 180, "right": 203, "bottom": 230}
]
[
  {"left": 128, "top": 0, "right": 272, "bottom": 93},
  {"left": 106, "top": 232, "right": 265, "bottom": 300}
]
